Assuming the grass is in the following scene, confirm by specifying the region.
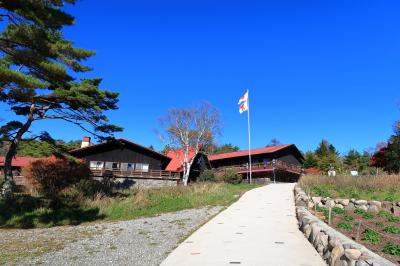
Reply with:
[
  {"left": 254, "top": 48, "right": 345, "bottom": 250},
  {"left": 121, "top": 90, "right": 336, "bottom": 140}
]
[
  {"left": 299, "top": 174, "right": 400, "bottom": 201},
  {"left": 86, "top": 183, "right": 258, "bottom": 221},
  {"left": 0, "top": 182, "right": 258, "bottom": 228}
]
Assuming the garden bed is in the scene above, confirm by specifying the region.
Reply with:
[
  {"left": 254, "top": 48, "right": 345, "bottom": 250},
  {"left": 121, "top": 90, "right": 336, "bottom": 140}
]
[{"left": 312, "top": 206, "right": 400, "bottom": 264}]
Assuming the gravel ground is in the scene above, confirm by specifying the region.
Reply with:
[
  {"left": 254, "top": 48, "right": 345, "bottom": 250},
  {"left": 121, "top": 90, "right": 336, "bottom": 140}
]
[{"left": 0, "top": 206, "right": 222, "bottom": 266}]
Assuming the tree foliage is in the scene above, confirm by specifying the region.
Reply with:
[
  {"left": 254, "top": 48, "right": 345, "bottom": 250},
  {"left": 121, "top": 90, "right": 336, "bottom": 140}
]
[
  {"left": 313, "top": 140, "right": 342, "bottom": 172},
  {"left": 0, "top": 0, "right": 122, "bottom": 197},
  {"left": 22, "top": 157, "right": 91, "bottom": 200},
  {"left": 384, "top": 136, "right": 400, "bottom": 174},
  {"left": 208, "top": 143, "right": 239, "bottom": 155},
  {"left": 0, "top": 139, "right": 80, "bottom": 157},
  {"left": 303, "top": 151, "right": 318, "bottom": 169},
  {"left": 370, "top": 121, "right": 400, "bottom": 174}
]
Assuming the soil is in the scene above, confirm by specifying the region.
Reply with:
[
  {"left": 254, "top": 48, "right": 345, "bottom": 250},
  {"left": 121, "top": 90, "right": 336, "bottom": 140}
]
[{"left": 311, "top": 209, "right": 400, "bottom": 265}]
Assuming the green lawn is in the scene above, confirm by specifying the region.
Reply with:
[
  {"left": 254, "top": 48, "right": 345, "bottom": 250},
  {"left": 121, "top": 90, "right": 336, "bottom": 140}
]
[
  {"left": 0, "top": 183, "right": 259, "bottom": 228},
  {"left": 88, "top": 183, "right": 258, "bottom": 221}
]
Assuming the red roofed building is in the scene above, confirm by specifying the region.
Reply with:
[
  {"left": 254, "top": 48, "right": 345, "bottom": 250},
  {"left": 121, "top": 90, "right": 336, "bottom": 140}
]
[
  {"left": 0, "top": 156, "right": 44, "bottom": 175},
  {"left": 208, "top": 144, "right": 304, "bottom": 182},
  {"left": 166, "top": 148, "right": 211, "bottom": 182}
]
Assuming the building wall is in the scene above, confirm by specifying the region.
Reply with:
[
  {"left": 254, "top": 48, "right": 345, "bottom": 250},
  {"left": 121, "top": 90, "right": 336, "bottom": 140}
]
[
  {"left": 75, "top": 147, "right": 167, "bottom": 170},
  {"left": 210, "top": 148, "right": 303, "bottom": 168}
]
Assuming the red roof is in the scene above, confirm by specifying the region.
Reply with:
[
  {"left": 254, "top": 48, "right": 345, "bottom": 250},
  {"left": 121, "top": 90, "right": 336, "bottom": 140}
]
[
  {"left": 0, "top": 156, "right": 44, "bottom": 167},
  {"left": 304, "top": 167, "right": 320, "bottom": 174},
  {"left": 165, "top": 148, "right": 197, "bottom": 172},
  {"left": 208, "top": 144, "right": 293, "bottom": 161}
]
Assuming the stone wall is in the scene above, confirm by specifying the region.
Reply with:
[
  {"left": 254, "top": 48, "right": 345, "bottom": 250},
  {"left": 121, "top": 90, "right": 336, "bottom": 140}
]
[
  {"left": 294, "top": 185, "right": 395, "bottom": 266},
  {"left": 95, "top": 177, "right": 178, "bottom": 189},
  {"left": 294, "top": 187, "right": 400, "bottom": 217}
]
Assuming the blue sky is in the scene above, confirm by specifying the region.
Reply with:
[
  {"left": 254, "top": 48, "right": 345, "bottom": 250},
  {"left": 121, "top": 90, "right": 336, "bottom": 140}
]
[{"left": 2, "top": 1, "right": 400, "bottom": 154}]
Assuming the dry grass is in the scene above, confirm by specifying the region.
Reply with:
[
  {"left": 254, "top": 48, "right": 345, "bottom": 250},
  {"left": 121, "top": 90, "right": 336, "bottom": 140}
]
[
  {"left": 299, "top": 174, "right": 400, "bottom": 201},
  {"left": 84, "top": 182, "right": 257, "bottom": 221}
]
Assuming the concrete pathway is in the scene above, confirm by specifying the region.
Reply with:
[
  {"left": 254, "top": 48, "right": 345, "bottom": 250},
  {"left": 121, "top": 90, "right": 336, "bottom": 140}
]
[{"left": 161, "top": 183, "right": 326, "bottom": 266}]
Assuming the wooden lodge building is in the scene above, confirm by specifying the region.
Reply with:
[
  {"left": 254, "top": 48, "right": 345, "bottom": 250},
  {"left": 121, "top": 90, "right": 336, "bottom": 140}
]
[
  {"left": 70, "top": 138, "right": 180, "bottom": 184},
  {"left": 207, "top": 144, "right": 304, "bottom": 182},
  {"left": 2, "top": 137, "right": 304, "bottom": 188},
  {"left": 70, "top": 138, "right": 303, "bottom": 184}
]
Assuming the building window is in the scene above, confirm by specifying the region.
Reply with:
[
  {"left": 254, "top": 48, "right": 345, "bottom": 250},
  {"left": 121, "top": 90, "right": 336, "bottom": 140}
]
[
  {"left": 120, "top": 163, "right": 134, "bottom": 171},
  {"left": 105, "top": 162, "right": 120, "bottom": 170},
  {"left": 90, "top": 161, "right": 104, "bottom": 170},
  {"left": 112, "top": 162, "right": 119, "bottom": 170},
  {"left": 136, "top": 163, "right": 149, "bottom": 172}
]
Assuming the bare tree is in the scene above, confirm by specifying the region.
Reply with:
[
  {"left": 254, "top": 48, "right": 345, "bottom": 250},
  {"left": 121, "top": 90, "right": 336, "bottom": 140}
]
[
  {"left": 266, "top": 138, "right": 281, "bottom": 147},
  {"left": 159, "top": 102, "right": 220, "bottom": 186}
]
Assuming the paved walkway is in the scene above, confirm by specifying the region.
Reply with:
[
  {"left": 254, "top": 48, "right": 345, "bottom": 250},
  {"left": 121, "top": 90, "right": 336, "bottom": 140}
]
[{"left": 161, "top": 183, "right": 325, "bottom": 266}]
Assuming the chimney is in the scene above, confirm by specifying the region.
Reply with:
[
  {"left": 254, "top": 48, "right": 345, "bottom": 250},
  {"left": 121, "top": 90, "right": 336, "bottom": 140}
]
[{"left": 81, "top": 136, "right": 91, "bottom": 148}]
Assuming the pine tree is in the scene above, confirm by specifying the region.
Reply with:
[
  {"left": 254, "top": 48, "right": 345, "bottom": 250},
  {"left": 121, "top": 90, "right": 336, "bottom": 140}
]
[
  {"left": 303, "top": 151, "right": 318, "bottom": 169},
  {"left": 0, "top": 1, "right": 122, "bottom": 198},
  {"left": 384, "top": 136, "right": 400, "bottom": 174}
]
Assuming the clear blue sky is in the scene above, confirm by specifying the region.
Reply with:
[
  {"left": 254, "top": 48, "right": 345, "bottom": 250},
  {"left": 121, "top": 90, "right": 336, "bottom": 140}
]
[{"left": 3, "top": 1, "right": 400, "bottom": 154}]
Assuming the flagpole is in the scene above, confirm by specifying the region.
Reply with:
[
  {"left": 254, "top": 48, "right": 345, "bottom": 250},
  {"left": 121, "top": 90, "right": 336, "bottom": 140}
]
[{"left": 247, "top": 90, "right": 252, "bottom": 184}]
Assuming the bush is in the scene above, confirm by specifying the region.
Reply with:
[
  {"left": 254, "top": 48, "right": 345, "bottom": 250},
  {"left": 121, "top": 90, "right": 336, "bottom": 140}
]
[
  {"left": 362, "top": 228, "right": 380, "bottom": 245},
  {"left": 22, "top": 158, "right": 91, "bottom": 199},
  {"left": 198, "top": 169, "right": 216, "bottom": 182},
  {"left": 383, "top": 226, "right": 400, "bottom": 234},
  {"left": 343, "top": 215, "right": 354, "bottom": 222},
  {"left": 222, "top": 170, "right": 242, "bottom": 184},
  {"left": 378, "top": 210, "right": 391, "bottom": 218},
  {"left": 355, "top": 209, "right": 374, "bottom": 219},
  {"left": 337, "top": 222, "right": 353, "bottom": 231},
  {"left": 388, "top": 215, "right": 400, "bottom": 223},
  {"left": 332, "top": 207, "right": 346, "bottom": 214},
  {"left": 383, "top": 243, "right": 400, "bottom": 256},
  {"left": 376, "top": 221, "right": 385, "bottom": 228},
  {"left": 75, "top": 179, "right": 112, "bottom": 198}
]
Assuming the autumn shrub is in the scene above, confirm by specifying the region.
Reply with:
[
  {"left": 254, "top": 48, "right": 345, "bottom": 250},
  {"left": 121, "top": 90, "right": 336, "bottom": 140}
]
[
  {"left": 75, "top": 179, "right": 113, "bottom": 198},
  {"left": 22, "top": 157, "right": 91, "bottom": 199},
  {"left": 198, "top": 169, "right": 216, "bottom": 182},
  {"left": 223, "top": 169, "right": 242, "bottom": 184}
]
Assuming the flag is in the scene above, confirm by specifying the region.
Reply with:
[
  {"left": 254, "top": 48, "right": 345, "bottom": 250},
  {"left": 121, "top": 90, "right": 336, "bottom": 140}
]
[
  {"left": 239, "top": 101, "right": 248, "bottom": 114},
  {"left": 238, "top": 91, "right": 249, "bottom": 114},
  {"left": 238, "top": 91, "right": 248, "bottom": 105}
]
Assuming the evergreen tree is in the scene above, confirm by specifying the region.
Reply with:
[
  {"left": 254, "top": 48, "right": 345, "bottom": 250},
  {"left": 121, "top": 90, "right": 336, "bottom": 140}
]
[
  {"left": 384, "top": 135, "right": 400, "bottom": 174},
  {"left": 314, "top": 140, "right": 342, "bottom": 173},
  {"left": 212, "top": 143, "right": 240, "bottom": 154},
  {"left": 343, "top": 149, "right": 361, "bottom": 170},
  {"left": 0, "top": 0, "right": 122, "bottom": 197},
  {"left": 303, "top": 151, "right": 318, "bottom": 168}
]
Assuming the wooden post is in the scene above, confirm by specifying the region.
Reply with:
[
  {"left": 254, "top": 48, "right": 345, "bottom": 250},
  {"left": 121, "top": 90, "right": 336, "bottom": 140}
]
[
  {"left": 328, "top": 207, "right": 332, "bottom": 225},
  {"left": 356, "top": 221, "right": 362, "bottom": 240}
]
